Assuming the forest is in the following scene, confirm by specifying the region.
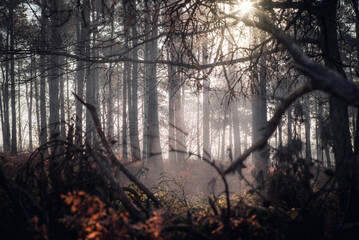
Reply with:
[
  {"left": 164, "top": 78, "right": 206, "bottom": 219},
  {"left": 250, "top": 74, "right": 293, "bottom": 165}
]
[{"left": 1, "top": 0, "right": 359, "bottom": 239}]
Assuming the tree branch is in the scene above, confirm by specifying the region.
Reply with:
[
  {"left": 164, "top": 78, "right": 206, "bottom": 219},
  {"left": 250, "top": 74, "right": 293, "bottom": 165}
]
[
  {"left": 73, "top": 93, "right": 162, "bottom": 208},
  {"left": 224, "top": 83, "right": 314, "bottom": 175},
  {"left": 240, "top": 9, "right": 359, "bottom": 107}
]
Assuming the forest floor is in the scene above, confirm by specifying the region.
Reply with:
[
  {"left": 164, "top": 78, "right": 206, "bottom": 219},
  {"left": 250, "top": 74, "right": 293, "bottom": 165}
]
[{"left": 0, "top": 151, "right": 357, "bottom": 240}]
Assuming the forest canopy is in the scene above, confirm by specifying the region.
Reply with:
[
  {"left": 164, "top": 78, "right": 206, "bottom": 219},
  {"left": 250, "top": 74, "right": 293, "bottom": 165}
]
[{"left": 1, "top": 0, "right": 359, "bottom": 239}]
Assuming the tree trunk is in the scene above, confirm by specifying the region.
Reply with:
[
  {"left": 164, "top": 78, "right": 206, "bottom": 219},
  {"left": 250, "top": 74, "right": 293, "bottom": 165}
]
[
  {"left": 278, "top": 121, "right": 283, "bottom": 147},
  {"left": 197, "top": 94, "right": 201, "bottom": 160},
  {"left": 304, "top": 95, "right": 312, "bottom": 163},
  {"left": 39, "top": 0, "right": 48, "bottom": 148},
  {"left": 18, "top": 63, "right": 22, "bottom": 152},
  {"left": 288, "top": 104, "right": 292, "bottom": 150},
  {"left": 122, "top": 60, "right": 128, "bottom": 162},
  {"left": 59, "top": 57, "right": 66, "bottom": 141},
  {"left": 202, "top": 42, "right": 211, "bottom": 161},
  {"left": 354, "top": 0, "right": 359, "bottom": 195},
  {"left": 85, "top": 1, "right": 96, "bottom": 145},
  {"left": 9, "top": 0, "right": 17, "bottom": 155},
  {"left": 231, "top": 100, "right": 241, "bottom": 160},
  {"left": 145, "top": 0, "right": 164, "bottom": 176},
  {"left": 107, "top": 21, "right": 114, "bottom": 143},
  {"left": 251, "top": 53, "right": 268, "bottom": 188},
  {"left": 2, "top": 28, "right": 10, "bottom": 152},
  {"left": 122, "top": 1, "right": 130, "bottom": 162},
  {"left": 128, "top": 3, "right": 141, "bottom": 162},
  {"left": 319, "top": 0, "right": 357, "bottom": 219},
  {"left": 28, "top": 57, "right": 34, "bottom": 151},
  {"left": 48, "top": 0, "right": 62, "bottom": 153},
  {"left": 174, "top": 79, "right": 185, "bottom": 168},
  {"left": 316, "top": 94, "right": 324, "bottom": 164},
  {"left": 75, "top": 1, "right": 88, "bottom": 146},
  {"left": 221, "top": 103, "right": 227, "bottom": 161},
  {"left": 168, "top": 50, "right": 176, "bottom": 166}
]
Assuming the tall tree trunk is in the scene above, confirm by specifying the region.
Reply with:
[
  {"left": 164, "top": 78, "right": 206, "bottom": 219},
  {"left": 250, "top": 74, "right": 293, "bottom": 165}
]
[
  {"left": 197, "top": 94, "right": 201, "bottom": 160},
  {"left": 117, "top": 65, "right": 121, "bottom": 152},
  {"left": 9, "top": 0, "right": 17, "bottom": 155},
  {"left": 174, "top": 79, "right": 185, "bottom": 168},
  {"left": 60, "top": 57, "right": 66, "bottom": 141},
  {"left": 128, "top": 2, "right": 141, "bottom": 162},
  {"left": 251, "top": 53, "right": 268, "bottom": 188},
  {"left": 202, "top": 41, "right": 211, "bottom": 161},
  {"left": 39, "top": 0, "right": 48, "bottom": 148},
  {"left": 0, "top": 72, "right": 3, "bottom": 152},
  {"left": 48, "top": 0, "right": 64, "bottom": 189},
  {"left": 85, "top": 1, "right": 96, "bottom": 145},
  {"left": 28, "top": 57, "right": 34, "bottom": 151},
  {"left": 221, "top": 103, "right": 227, "bottom": 161},
  {"left": 316, "top": 95, "right": 324, "bottom": 164},
  {"left": 319, "top": 0, "right": 356, "bottom": 219},
  {"left": 304, "top": 95, "right": 312, "bottom": 163},
  {"left": 168, "top": 50, "right": 176, "bottom": 166},
  {"left": 48, "top": 0, "right": 62, "bottom": 152},
  {"left": 107, "top": 20, "right": 114, "bottom": 142},
  {"left": 122, "top": 1, "right": 130, "bottom": 162},
  {"left": 107, "top": 67, "right": 113, "bottom": 140},
  {"left": 353, "top": 0, "right": 359, "bottom": 194},
  {"left": 287, "top": 105, "right": 292, "bottom": 149},
  {"left": 122, "top": 60, "right": 128, "bottom": 162},
  {"left": 229, "top": 109, "right": 233, "bottom": 162},
  {"left": 75, "top": 1, "right": 88, "bottom": 146},
  {"left": 145, "top": 0, "right": 164, "bottom": 175},
  {"left": 3, "top": 28, "right": 10, "bottom": 152},
  {"left": 230, "top": 100, "right": 241, "bottom": 160},
  {"left": 18, "top": 65, "right": 22, "bottom": 152},
  {"left": 278, "top": 121, "right": 283, "bottom": 147}
]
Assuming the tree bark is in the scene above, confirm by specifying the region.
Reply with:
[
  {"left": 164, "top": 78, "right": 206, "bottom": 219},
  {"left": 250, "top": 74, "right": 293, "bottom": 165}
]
[
  {"left": 9, "top": 0, "right": 17, "bottom": 155},
  {"left": 145, "top": 0, "right": 164, "bottom": 175},
  {"left": 48, "top": 0, "right": 63, "bottom": 154},
  {"left": 251, "top": 51, "right": 268, "bottom": 188},
  {"left": 2, "top": 27, "right": 10, "bottom": 152},
  {"left": 168, "top": 50, "right": 176, "bottom": 166},
  {"left": 85, "top": 0, "right": 96, "bottom": 145},
  {"left": 39, "top": 0, "right": 48, "bottom": 148},
  {"left": 28, "top": 57, "right": 34, "bottom": 151},
  {"left": 59, "top": 57, "right": 66, "bottom": 141},
  {"left": 202, "top": 41, "right": 211, "bottom": 161},
  {"left": 128, "top": 2, "right": 141, "bottom": 162},
  {"left": 319, "top": 0, "right": 356, "bottom": 218},
  {"left": 304, "top": 95, "right": 312, "bottom": 163},
  {"left": 75, "top": 0, "right": 89, "bottom": 146}
]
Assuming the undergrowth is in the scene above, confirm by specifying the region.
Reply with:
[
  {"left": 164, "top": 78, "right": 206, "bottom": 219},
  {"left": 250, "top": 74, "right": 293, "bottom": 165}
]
[{"left": 0, "top": 138, "right": 351, "bottom": 240}]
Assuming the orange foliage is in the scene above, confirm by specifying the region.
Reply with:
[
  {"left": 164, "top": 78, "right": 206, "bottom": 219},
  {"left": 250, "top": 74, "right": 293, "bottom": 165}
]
[
  {"left": 61, "top": 191, "right": 130, "bottom": 240},
  {"left": 61, "top": 191, "right": 165, "bottom": 240}
]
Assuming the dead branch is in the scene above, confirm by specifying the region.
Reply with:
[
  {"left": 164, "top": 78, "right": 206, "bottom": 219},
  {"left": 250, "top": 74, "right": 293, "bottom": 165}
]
[
  {"left": 73, "top": 93, "right": 162, "bottom": 208},
  {"left": 87, "top": 142, "right": 145, "bottom": 220}
]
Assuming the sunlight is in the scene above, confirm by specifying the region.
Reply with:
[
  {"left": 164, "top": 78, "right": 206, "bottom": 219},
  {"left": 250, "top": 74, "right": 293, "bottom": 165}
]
[{"left": 240, "top": 0, "right": 252, "bottom": 14}]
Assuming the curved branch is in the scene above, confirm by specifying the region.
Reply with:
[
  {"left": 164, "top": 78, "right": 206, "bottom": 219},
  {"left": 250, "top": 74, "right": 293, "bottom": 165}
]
[
  {"left": 73, "top": 93, "right": 162, "bottom": 208},
  {"left": 224, "top": 83, "right": 315, "bottom": 175},
  {"left": 240, "top": 9, "right": 359, "bottom": 107}
]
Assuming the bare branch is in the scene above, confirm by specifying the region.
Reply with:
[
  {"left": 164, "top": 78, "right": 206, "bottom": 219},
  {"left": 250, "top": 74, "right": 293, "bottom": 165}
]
[
  {"left": 240, "top": 9, "right": 359, "bottom": 107},
  {"left": 73, "top": 93, "right": 162, "bottom": 208},
  {"left": 224, "top": 83, "right": 314, "bottom": 175}
]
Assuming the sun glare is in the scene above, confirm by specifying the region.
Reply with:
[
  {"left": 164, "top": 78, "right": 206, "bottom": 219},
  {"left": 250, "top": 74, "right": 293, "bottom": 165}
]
[{"left": 240, "top": 1, "right": 252, "bottom": 14}]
